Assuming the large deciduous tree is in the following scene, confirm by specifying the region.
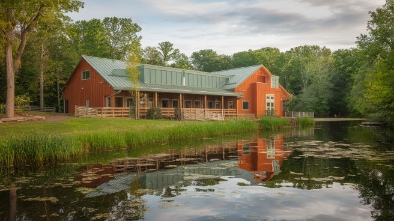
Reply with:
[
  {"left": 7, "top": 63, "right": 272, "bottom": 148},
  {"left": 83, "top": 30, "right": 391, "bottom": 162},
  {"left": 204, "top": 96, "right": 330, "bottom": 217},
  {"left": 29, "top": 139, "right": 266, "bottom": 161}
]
[
  {"left": 0, "top": 0, "right": 83, "bottom": 118},
  {"left": 69, "top": 17, "right": 141, "bottom": 60},
  {"left": 352, "top": 0, "right": 394, "bottom": 125}
]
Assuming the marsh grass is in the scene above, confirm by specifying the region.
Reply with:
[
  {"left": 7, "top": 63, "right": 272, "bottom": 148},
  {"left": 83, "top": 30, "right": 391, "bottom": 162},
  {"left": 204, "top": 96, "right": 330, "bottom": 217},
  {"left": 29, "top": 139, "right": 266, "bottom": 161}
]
[
  {"left": 0, "top": 119, "right": 257, "bottom": 166},
  {"left": 295, "top": 116, "right": 314, "bottom": 127},
  {"left": 260, "top": 116, "right": 291, "bottom": 130}
]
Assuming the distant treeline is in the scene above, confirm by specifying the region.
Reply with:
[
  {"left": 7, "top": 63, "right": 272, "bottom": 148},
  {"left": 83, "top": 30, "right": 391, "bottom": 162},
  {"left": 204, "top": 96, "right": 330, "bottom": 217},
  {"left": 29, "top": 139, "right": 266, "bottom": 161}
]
[{"left": 0, "top": 1, "right": 393, "bottom": 126}]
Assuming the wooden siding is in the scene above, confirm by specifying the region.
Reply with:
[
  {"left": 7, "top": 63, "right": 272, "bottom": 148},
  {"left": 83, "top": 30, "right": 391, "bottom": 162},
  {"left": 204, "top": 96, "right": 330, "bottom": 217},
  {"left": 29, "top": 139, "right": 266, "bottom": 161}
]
[
  {"left": 234, "top": 66, "right": 290, "bottom": 117},
  {"left": 63, "top": 59, "right": 115, "bottom": 112}
]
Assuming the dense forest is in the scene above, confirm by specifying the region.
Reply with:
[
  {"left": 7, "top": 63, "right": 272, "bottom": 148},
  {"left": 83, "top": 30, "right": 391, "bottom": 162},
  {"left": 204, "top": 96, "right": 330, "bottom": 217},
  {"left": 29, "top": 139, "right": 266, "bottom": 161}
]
[{"left": 1, "top": 0, "right": 393, "bottom": 126}]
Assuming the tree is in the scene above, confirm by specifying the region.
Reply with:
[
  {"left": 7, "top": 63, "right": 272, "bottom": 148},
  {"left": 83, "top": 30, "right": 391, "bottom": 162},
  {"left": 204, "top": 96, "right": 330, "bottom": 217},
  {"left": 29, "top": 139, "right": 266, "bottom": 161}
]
[
  {"left": 190, "top": 49, "right": 224, "bottom": 72},
  {"left": 285, "top": 46, "right": 333, "bottom": 116},
  {"left": 102, "top": 17, "right": 142, "bottom": 60},
  {"left": 0, "top": 0, "right": 83, "bottom": 118},
  {"left": 69, "top": 19, "right": 111, "bottom": 58},
  {"left": 329, "top": 49, "right": 359, "bottom": 116},
  {"left": 157, "top": 41, "right": 178, "bottom": 65},
  {"left": 126, "top": 41, "right": 142, "bottom": 119},
  {"left": 352, "top": 0, "right": 394, "bottom": 125},
  {"left": 142, "top": 46, "right": 165, "bottom": 66}
]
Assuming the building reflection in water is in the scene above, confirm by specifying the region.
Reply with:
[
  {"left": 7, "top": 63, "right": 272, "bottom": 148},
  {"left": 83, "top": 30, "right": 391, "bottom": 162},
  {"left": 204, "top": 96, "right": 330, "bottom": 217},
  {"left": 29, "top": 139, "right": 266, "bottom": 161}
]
[
  {"left": 237, "top": 135, "right": 291, "bottom": 182},
  {"left": 76, "top": 132, "right": 301, "bottom": 188}
]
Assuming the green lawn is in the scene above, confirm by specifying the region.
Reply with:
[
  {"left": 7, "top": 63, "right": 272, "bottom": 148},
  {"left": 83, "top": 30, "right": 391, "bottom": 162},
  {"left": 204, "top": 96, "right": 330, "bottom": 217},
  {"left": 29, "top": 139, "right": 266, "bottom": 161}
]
[{"left": 0, "top": 118, "right": 181, "bottom": 138}]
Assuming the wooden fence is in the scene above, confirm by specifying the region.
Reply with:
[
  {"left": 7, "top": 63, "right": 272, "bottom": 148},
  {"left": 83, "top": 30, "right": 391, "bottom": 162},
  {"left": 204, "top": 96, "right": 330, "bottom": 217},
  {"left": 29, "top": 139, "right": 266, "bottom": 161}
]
[
  {"left": 284, "top": 111, "right": 314, "bottom": 118},
  {"left": 16, "top": 106, "right": 56, "bottom": 112}
]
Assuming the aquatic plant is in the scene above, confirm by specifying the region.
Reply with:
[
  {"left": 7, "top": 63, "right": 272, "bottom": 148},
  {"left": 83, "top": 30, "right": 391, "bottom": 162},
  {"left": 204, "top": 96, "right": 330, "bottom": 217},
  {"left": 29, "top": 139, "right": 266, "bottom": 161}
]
[
  {"left": 295, "top": 116, "right": 314, "bottom": 127},
  {"left": 259, "top": 116, "right": 291, "bottom": 130}
]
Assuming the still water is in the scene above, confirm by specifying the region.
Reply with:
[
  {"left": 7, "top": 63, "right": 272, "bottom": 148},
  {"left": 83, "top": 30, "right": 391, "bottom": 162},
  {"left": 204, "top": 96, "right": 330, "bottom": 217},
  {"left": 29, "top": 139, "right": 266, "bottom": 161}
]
[{"left": 0, "top": 121, "right": 393, "bottom": 221}]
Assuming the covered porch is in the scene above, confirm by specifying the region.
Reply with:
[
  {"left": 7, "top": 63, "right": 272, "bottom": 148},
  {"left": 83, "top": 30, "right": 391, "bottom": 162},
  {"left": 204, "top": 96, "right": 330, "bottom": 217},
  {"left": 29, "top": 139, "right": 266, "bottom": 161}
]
[{"left": 76, "top": 91, "right": 248, "bottom": 120}]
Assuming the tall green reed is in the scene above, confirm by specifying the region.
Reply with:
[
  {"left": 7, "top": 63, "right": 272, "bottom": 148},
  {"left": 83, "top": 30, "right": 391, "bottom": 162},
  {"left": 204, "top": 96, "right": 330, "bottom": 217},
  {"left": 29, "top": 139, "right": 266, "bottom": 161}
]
[{"left": 0, "top": 119, "right": 257, "bottom": 167}]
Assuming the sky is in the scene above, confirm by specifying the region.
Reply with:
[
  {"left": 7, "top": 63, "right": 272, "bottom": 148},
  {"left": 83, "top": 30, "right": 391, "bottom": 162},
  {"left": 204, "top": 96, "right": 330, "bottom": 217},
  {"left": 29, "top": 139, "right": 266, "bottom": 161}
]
[{"left": 68, "top": 0, "right": 386, "bottom": 56}]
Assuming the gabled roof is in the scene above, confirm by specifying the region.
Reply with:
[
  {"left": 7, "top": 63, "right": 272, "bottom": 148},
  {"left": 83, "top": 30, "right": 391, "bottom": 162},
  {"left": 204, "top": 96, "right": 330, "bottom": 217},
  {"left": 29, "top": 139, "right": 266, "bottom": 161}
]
[
  {"left": 78, "top": 55, "right": 284, "bottom": 97},
  {"left": 213, "top": 65, "right": 263, "bottom": 90}
]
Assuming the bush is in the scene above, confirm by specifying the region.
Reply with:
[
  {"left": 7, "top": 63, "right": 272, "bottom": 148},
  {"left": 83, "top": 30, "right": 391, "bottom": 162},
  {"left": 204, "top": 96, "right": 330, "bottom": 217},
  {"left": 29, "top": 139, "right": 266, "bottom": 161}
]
[
  {"left": 15, "top": 94, "right": 31, "bottom": 110},
  {"left": 146, "top": 107, "right": 162, "bottom": 119},
  {"left": 295, "top": 116, "right": 314, "bottom": 127}
]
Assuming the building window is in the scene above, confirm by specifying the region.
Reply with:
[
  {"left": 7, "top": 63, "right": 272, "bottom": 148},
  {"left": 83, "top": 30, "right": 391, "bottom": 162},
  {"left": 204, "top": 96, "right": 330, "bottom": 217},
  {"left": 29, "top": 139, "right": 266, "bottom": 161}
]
[
  {"left": 115, "top": 97, "right": 123, "bottom": 107},
  {"left": 208, "top": 101, "right": 213, "bottom": 109},
  {"left": 194, "top": 100, "right": 201, "bottom": 108},
  {"left": 184, "top": 100, "right": 192, "bottom": 108},
  {"left": 266, "top": 94, "right": 274, "bottom": 115},
  {"left": 242, "top": 101, "right": 249, "bottom": 110},
  {"left": 228, "top": 101, "right": 233, "bottom": 109},
  {"left": 106, "top": 97, "right": 111, "bottom": 107},
  {"left": 172, "top": 99, "right": 178, "bottom": 108},
  {"left": 82, "top": 70, "right": 90, "bottom": 80},
  {"left": 215, "top": 101, "right": 221, "bottom": 109},
  {"left": 161, "top": 99, "right": 169, "bottom": 108},
  {"left": 126, "top": 98, "right": 134, "bottom": 107},
  {"left": 271, "top": 76, "right": 279, "bottom": 88}
]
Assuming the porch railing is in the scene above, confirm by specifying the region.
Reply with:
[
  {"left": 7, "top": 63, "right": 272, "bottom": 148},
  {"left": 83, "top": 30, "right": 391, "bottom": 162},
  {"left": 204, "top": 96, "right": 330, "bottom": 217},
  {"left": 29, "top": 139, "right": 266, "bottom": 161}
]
[{"left": 75, "top": 106, "right": 243, "bottom": 120}]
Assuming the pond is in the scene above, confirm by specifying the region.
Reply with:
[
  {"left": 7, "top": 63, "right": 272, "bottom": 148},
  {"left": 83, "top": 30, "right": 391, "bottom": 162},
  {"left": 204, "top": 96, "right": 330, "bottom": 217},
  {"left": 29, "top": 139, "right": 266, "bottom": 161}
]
[{"left": 0, "top": 121, "right": 393, "bottom": 221}]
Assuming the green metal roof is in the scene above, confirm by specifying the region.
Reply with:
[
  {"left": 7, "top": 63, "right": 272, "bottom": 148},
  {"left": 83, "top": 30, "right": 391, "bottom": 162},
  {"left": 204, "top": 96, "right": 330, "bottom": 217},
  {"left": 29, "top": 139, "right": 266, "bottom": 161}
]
[
  {"left": 81, "top": 55, "right": 261, "bottom": 97},
  {"left": 213, "top": 65, "right": 263, "bottom": 90}
]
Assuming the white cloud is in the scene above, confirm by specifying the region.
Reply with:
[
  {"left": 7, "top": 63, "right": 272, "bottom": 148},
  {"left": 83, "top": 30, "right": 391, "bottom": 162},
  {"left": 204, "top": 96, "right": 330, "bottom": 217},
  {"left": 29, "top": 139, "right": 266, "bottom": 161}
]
[{"left": 68, "top": 0, "right": 386, "bottom": 56}]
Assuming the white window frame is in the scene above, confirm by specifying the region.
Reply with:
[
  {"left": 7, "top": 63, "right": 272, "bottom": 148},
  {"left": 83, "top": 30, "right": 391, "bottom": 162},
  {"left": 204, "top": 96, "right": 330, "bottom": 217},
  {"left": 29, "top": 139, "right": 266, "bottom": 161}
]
[{"left": 271, "top": 76, "right": 279, "bottom": 88}]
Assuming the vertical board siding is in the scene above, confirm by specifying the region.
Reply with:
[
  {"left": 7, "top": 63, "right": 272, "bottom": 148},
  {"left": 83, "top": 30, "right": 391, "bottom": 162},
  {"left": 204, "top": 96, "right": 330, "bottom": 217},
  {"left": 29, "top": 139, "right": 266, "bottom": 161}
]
[
  {"left": 63, "top": 59, "right": 115, "bottom": 112},
  {"left": 234, "top": 67, "right": 288, "bottom": 117}
]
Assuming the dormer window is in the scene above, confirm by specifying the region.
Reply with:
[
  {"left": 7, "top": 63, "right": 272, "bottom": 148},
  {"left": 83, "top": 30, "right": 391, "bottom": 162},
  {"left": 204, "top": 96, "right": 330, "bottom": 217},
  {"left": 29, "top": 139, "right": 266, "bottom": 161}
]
[
  {"left": 271, "top": 76, "right": 279, "bottom": 88},
  {"left": 82, "top": 70, "right": 90, "bottom": 80}
]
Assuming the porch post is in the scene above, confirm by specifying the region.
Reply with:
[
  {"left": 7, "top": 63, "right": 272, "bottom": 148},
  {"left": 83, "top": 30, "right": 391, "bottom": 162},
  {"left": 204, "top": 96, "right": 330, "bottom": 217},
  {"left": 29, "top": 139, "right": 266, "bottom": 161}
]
[
  {"left": 179, "top": 93, "right": 183, "bottom": 120},
  {"left": 154, "top": 92, "right": 158, "bottom": 108},
  {"left": 221, "top": 96, "right": 224, "bottom": 109},
  {"left": 204, "top": 95, "right": 207, "bottom": 109}
]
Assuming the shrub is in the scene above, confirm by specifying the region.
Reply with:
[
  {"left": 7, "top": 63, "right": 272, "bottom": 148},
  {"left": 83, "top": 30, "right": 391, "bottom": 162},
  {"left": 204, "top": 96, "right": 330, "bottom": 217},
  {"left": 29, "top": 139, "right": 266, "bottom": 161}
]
[
  {"left": 295, "top": 116, "right": 314, "bottom": 127},
  {"left": 146, "top": 107, "right": 162, "bottom": 119}
]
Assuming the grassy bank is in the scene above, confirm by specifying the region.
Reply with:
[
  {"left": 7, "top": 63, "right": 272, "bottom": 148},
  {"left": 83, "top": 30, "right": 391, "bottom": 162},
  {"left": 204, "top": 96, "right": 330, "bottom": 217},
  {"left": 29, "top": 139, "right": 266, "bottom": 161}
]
[
  {"left": 0, "top": 118, "right": 257, "bottom": 166},
  {"left": 259, "top": 116, "right": 314, "bottom": 130}
]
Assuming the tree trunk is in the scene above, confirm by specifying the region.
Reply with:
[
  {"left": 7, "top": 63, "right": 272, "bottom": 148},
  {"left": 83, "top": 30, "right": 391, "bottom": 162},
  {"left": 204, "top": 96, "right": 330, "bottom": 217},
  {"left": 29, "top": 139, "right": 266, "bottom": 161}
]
[
  {"left": 40, "top": 43, "right": 45, "bottom": 110},
  {"left": 5, "top": 33, "right": 15, "bottom": 119}
]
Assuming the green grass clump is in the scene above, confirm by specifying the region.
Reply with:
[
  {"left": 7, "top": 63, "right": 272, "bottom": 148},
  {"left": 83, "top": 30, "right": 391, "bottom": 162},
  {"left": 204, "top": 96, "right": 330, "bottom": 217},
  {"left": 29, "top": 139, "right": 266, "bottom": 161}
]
[
  {"left": 295, "top": 116, "right": 314, "bottom": 127},
  {"left": 0, "top": 118, "right": 257, "bottom": 167},
  {"left": 260, "top": 116, "right": 291, "bottom": 130}
]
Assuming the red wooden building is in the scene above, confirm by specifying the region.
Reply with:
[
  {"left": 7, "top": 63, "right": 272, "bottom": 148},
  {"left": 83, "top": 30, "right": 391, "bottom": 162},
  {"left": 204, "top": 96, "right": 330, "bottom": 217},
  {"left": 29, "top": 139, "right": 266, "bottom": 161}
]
[{"left": 63, "top": 55, "right": 291, "bottom": 119}]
